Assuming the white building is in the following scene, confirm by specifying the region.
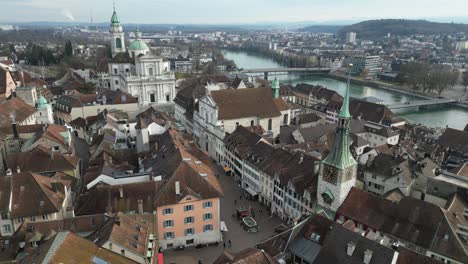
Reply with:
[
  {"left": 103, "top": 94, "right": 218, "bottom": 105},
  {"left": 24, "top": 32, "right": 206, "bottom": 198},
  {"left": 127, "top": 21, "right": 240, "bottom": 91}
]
[
  {"left": 193, "top": 87, "right": 291, "bottom": 163},
  {"left": 345, "top": 32, "right": 357, "bottom": 44}
]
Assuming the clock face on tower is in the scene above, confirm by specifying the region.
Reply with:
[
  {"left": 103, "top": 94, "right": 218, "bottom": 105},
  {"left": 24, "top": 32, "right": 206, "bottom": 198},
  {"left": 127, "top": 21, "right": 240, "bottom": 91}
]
[{"left": 322, "top": 165, "right": 338, "bottom": 185}]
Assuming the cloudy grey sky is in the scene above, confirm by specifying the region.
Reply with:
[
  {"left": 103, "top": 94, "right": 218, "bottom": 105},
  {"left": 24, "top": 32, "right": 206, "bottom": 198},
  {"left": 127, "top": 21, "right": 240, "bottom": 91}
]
[{"left": 1, "top": 0, "right": 468, "bottom": 24}]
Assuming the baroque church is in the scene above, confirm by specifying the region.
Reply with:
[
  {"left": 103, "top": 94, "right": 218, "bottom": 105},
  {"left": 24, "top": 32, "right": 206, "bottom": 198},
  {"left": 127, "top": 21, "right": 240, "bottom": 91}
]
[{"left": 103, "top": 7, "right": 176, "bottom": 107}]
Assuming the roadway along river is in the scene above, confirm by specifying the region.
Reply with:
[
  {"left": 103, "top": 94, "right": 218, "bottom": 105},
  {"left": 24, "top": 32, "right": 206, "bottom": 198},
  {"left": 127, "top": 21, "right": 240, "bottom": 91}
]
[{"left": 223, "top": 50, "right": 468, "bottom": 130}]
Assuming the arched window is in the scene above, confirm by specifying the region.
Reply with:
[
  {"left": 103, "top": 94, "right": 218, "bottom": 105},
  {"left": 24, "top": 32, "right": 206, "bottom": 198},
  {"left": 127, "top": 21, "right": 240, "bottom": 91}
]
[{"left": 115, "top": 38, "right": 122, "bottom": 49}]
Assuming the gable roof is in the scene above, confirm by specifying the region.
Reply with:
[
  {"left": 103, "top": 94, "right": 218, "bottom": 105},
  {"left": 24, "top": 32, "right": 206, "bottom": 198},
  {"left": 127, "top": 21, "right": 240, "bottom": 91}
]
[
  {"left": 7, "top": 146, "right": 79, "bottom": 174},
  {"left": 438, "top": 128, "right": 468, "bottom": 153},
  {"left": 214, "top": 248, "right": 277, "bottom": 264},
  {"left": 0, "top": 97, "right": 37, "bottom": 127},
  {"left": 153, "top": 161, "right": 223, "bottom": 206},
  {"left": 0, "top": 172, "right": 68, "bottom": 218},
  {"left": 338, "top": 188, "right": 468, "bottom": 263},
  {"left": 135, "top": 107, "right": 168, "bottom": 129},
  {"left": 22, "top": 231, "right": 134, "bottom": 264},
  {"left": 210, "top": 88, "right": 283, "bottom": 120},
  {"left": 89, "top": 213, "right": 152, "bottom": 257},
  {"left": 75, "top": 181, "right": 164, "bottom": 216},
  {"left": 313, "top": 223, "right": 396, "bottom": 264}
]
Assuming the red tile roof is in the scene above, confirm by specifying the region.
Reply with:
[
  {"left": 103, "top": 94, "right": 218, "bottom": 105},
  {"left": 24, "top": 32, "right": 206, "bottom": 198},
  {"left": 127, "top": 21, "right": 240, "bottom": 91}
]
[{"left": 0, "top": 97, "right": 37, "bottom": 127}]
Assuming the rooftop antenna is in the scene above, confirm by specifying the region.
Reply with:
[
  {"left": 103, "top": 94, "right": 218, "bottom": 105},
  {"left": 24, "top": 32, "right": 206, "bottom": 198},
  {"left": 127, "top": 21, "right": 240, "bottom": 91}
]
[{"left": 90, "top": 9, "right": 93, "bottom": 25}]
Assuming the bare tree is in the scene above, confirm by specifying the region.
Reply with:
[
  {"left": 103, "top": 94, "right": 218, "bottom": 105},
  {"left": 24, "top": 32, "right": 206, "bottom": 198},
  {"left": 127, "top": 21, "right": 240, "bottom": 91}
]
[{"left": 463, "top": 71, "right": 468, "bottom": 93}]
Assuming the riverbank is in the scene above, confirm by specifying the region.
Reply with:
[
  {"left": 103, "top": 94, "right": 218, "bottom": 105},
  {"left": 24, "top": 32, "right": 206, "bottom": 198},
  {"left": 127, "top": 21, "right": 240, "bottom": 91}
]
[
  {"left": 223, "top": 49, "right": 468, "bottom": 129},
  {"left": 323, "top": 73, "right": 432, "bottom": 100}
]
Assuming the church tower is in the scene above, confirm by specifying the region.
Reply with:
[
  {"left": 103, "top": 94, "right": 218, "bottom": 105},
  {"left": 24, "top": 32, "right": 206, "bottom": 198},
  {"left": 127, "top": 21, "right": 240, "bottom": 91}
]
[
  {"left": 110, "top": 6, "right": 125, "bottom": 57},
  {"left": 317, "top": 65, "right": 357, "bottom": 212}
]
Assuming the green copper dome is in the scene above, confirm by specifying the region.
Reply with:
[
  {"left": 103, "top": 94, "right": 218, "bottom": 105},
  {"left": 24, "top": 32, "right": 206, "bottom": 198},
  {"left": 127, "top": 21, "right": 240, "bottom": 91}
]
[
  {"left": 37, "top": 95, "right": 48, "bottom": 110},
  {"left": 111, "top": 11, "right": 120, "bottom": 25},
  {"left": 128, "top": 39, "right": 149, "bottom": 51}
]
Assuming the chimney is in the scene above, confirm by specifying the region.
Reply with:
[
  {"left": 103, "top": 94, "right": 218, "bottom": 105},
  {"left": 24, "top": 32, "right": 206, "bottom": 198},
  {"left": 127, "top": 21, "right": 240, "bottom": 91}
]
[
  {"left": 51, "top": 180, "right": 57, "bottom": 193},
  {"left": 119, "top": 187, "right": 124, "bottom": 198},
  {"left": 363, "top": 249, "right": 373, "bottom": 264},
  {"left": 298, "top": 153, "right": 304, "bottom": 164},
  {"left": 347, "top": 242, "right": 356, "bottom": 256},
  {"left": 16, "top": 166, "right": 20, "bottom": 173},
  {"left": 10, "top": 113, "right": 18, "bottom": 138},
  {"left": 175, "top": 181, "right": 180, "bottom": 195}
]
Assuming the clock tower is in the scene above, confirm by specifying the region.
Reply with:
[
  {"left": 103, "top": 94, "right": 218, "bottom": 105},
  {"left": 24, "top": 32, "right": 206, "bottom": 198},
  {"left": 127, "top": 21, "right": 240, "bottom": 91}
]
[{"left": 317, "top": 66, "right": 357, "bottom": 212}]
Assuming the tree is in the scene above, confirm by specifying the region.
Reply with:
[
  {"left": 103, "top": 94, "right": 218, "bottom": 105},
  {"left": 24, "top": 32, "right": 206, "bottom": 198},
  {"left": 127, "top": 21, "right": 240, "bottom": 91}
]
[
  {"left": 64, "top": 40, "right": 73, "bottom": 57},
  {"left": 449, "top": 71, "right": 459, "bottom": 88},
  {"left": 76, "top": 82, "right": 96, "bottom": 94},
  {"left": 360, "top": 69, "right": 369, "bottom": 79},
  {"left": 463, "top": 72, "right": 468, "bottom": 93}
]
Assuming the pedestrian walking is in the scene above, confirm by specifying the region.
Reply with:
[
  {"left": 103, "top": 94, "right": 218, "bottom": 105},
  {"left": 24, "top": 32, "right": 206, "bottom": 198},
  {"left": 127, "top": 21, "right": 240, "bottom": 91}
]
[
  {"left": 223, "top": 242, "right": 226, "bottom": 249},
  {"left": 228, "top": 240, "right": 232, "bottom": 247},
  {"left": 260, "top": 209, "right": 263, "bottom": 214}
]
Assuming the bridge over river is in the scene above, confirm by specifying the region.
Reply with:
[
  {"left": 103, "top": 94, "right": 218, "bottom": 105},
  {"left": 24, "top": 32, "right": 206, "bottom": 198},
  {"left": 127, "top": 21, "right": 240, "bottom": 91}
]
[
  {"left": 240, "top": 68, "right": 331, "bottom": 79},
  {"left": 387, "top": 98, "right": 457, "bottom": 110}
]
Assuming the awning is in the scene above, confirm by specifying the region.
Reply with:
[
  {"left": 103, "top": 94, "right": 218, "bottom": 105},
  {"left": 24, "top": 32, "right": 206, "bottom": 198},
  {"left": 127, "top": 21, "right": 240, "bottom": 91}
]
[
  {"left": 245, "top": 186, "right": 259, "bottom": 197},
  {"left": 220, "top": 221, "right": 228, "bottom": 232},
  {"left": 223, "top": 166, "right": 231, "bottom": 172}
]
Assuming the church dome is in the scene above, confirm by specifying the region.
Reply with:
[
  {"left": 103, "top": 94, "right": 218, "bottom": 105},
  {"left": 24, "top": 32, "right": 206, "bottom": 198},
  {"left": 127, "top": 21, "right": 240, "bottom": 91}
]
[
  {"left": 128, "top": 39, "right": 149, "bottom": 51},
  {"left": 37, "top": 95, "right": 48, "bottom": 110},
  {"left": 128, "top": 29, "right": 150, "bottom": 57}
]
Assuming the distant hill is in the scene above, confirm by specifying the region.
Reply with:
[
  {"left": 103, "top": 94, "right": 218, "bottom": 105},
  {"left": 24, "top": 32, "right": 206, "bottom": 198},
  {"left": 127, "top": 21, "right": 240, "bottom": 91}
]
[
  {"left": 339, "top": 19, "right": 468, "bottom": 39},
  {"left": 299, "top": 25, "right": 343, "bottom": 33}
]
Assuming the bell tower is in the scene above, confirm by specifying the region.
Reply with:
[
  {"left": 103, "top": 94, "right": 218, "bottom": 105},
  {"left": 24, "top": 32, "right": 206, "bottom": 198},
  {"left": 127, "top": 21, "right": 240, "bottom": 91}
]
[
  {"left": 110, "top": 4, "right": 125, "bottom": 57},
  {"left": 317, "top": 64, "right": 357, "bottom": 212}
]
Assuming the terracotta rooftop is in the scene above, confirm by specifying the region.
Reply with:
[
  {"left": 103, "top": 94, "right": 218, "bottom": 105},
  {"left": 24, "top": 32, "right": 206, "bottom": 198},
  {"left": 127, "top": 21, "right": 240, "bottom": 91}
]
[
  {"left": 210, "top": 87, "right": 284, "bottom": 120},
  {"left": 214, "top": 248, "right": 277, "bottom": 264},
  {"left": 7, "top": 146, "right": 79, "bottom": 174},
  {"left": 22, "top": 231, "right": 135, "bottom": 264},
  {"left": 0, "top": 172, "right": 69, "bottom": 218},
  {"left": 0, "top": 97, "right": 37, "bottom": 127}
]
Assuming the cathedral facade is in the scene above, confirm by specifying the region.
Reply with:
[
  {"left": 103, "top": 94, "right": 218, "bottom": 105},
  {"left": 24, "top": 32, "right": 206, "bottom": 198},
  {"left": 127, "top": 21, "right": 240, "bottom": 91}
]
[{"left": 105, "top": 8, "right": 176, "bottom": 107}]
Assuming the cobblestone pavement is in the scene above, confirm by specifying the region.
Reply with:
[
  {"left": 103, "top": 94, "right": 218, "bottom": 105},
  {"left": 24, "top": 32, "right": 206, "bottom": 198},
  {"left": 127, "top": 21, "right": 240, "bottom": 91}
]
[{"left": 164, "top": 162, "right": 282, "bottom": 264}]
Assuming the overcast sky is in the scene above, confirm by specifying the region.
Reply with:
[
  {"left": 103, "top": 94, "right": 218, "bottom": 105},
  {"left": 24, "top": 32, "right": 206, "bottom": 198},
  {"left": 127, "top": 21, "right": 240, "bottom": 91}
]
[{"left": 1, "top": 0, "right": 468, "bottom": 24}]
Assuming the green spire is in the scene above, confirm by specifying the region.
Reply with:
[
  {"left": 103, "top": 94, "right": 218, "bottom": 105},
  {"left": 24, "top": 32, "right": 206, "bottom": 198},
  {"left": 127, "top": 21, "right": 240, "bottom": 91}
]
[
  {"left": 339, "top": 66, "right": 352, "bottom": 119},
  {"left": 111, "top": 5, "right": 120, "bottom": 25},
  {"left": 322, "top": 64, "right": 356, "bottom": 170},
  {"left": 271, "top": 78, "right": 280, "bottom": 99}
]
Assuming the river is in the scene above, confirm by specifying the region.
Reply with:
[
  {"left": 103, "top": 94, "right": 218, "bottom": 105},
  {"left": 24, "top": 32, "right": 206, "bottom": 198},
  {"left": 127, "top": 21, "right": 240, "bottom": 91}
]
[{"left": 223, "top": 50, "right": 468, "bottom": 130}]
